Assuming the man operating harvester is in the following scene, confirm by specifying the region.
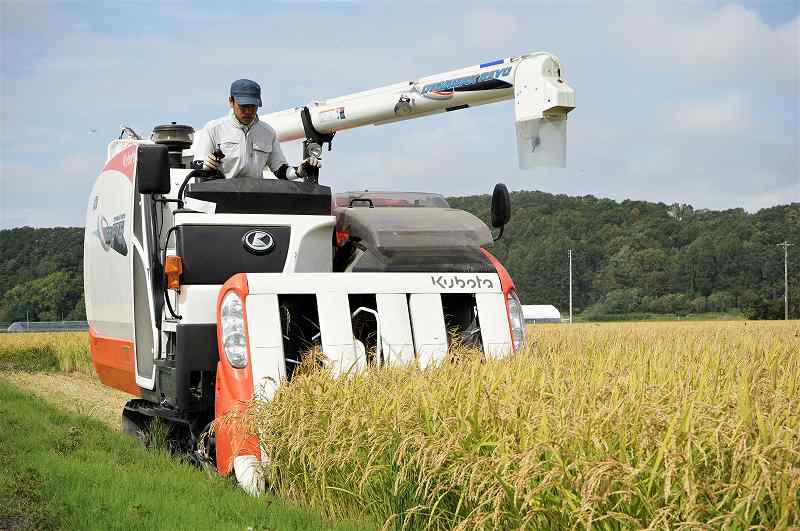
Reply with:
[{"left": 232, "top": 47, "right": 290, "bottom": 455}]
[{"left": 192, "top": 79, "right": 319, "bottom": 180}]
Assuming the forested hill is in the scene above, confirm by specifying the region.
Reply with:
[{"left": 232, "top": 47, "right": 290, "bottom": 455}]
[
  {"left": 0, "top": 227, "right": 85, "bottom": 322},
  {"left": 1, "top": 192, "right": 798, "bottom": 322},
  {"left": 448, "top": 192, "right": 799, "bottom": 319}
]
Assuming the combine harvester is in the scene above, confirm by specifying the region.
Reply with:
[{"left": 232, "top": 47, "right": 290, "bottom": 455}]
[{"left": 84, "top": 52, "right": 575, "bottom": 493}]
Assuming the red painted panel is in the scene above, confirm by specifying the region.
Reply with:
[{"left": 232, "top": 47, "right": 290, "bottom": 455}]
[
  {"left": 214, "top": 273, "right": 260, "bottom": 475},
  {"left": 88, "top": 327, "right": 140, "bottom": 397},
  {"left": 480, "top": 248, "right": 518, "bottom": 350},
  {"left": 480, "top": 248, "right": 515, "bottom": 296},
  {"left": 102, "top": 144, "right": 137, "bottom": 182}
]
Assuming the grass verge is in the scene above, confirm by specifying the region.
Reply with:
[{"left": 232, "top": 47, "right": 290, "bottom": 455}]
[{"left": 0, "top": 379, "right": 375, "bottom": 531}]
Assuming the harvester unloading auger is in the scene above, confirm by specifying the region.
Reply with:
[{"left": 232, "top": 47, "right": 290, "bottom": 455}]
[{"left": 84, "top": 52, "right": 575, "bottom": 494}]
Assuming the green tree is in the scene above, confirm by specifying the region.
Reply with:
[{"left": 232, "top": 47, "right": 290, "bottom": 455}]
[
  {"left": 604, "top": 288, "right": 642, "bottom": 314},
  {"left": 689, "top": 296, "right": 707, "bottom": 314},
  {"left": 1, "top": 272, "right": 83, "bottom": 322},
  {"left": 707, "top": 291, "right": 736, "bottom": 312}
]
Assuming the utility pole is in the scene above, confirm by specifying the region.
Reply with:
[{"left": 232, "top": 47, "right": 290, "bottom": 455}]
[
  {"left": 777, "top": 242, "right": 793, "bottom": 320},
  {"left": 568, "top": 249, "right": 573, "bottom": 324}
]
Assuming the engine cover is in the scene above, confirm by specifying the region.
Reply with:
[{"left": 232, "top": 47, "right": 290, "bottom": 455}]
[{"left": 176, "top": 224, "right": 291, "bottom": 284}]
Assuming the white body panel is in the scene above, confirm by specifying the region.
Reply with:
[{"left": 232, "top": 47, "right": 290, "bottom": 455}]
[
  {"left": 84, "top": 168, "right": 134, "bottom": 340},
  {"left": 85, "top": 144, "right": 161, "bottom": 389},
  {"left": 243, "top": 272, "right": 512, "bottom": 377},
  {"left": 316, "top": 292, "right": 367, "bottom": 377},
  {"left": 245, "top": 272, "right": 501, "bottom": 295},
  {"left": 375, "top": 294, "right": 415, "bottom": 365},
  {"left": 175, "top": 285, "right": 220, "bottom": 324},
  {"left": 475, "top": 293, "right": 514, "bottom": 359},
  {"left": 246, "top": 293, "right": 286, "bottom": 401},
  {"left": 408, "top": 293, "right": 448, "bottom": 368}
]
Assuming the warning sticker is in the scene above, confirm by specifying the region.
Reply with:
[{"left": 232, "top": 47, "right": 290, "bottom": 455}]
[{"left": 319, "top": 107, "right": 346, "bottom": 122}]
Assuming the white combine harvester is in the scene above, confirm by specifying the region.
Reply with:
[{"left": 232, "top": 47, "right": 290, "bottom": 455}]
[{"left": 84, "top": 52, "right": 575, "bottom": 493}]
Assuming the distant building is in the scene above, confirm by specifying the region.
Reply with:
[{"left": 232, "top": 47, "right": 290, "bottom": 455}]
[
  {"left": 522, "top": 305, "right": 561, "bottom": 324},
  {"left": 6, "top": 321, "right": 88, "bottom": 333}
]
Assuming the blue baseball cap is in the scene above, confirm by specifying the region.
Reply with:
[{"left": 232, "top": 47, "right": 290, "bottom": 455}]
[{"left": 230, "top": 79, "right": 262, "bottom": 107}]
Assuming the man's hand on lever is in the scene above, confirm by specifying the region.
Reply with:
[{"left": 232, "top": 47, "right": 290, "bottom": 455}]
[
  {"left": 203, "top": 144, "right": 226, "bottom": 172},
  {"left": 296, "top": 155, "right": 321, "bottom": 178},
  {"left": 275, "top": 155, "right": 321, "bottom": 181}
]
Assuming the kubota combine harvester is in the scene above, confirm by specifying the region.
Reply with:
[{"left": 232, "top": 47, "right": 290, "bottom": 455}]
[{"left": 84, "top": 52, "right": 575, "bottom": 493}]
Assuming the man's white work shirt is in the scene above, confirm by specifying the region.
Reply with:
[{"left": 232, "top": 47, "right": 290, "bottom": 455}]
[{"left": 192, "top": 113, "right": 288, "bottom": 179}]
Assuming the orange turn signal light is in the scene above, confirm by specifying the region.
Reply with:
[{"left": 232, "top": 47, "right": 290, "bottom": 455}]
[
  {"left": 335, "top": 230, "right": 349, "bottom": 247},
  {"left": 165, "top": 256, "right": 183, "bottom": 290}
]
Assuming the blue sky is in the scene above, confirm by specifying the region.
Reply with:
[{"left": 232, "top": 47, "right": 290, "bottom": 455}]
[{"left": 1, "top": 0, "right": 797, "bottom": 228}]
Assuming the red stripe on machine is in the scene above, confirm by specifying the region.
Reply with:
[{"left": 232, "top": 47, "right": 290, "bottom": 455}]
[
  {"left": 88, "top": 327, "right": 140, "bottom": 397},
  {"left": 102, "top": 144, "right": 137, "bottom": 181}
]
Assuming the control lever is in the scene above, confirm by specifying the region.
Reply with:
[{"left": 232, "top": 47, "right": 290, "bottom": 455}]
[
  {"left": 178, "top": 145, "right": 226, "bottom": 206},
  {"left": 212, "top": 144, "right": 225, "bottom": 164},
  {"left": 302, "top": 141, "right": 322, "bottom": 184}
]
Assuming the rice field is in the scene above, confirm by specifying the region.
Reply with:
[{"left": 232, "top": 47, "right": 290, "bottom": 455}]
[
  {"left": 0, "top": 331, "right": 93, "bottom": 375},
  {"left": 240, "top": 321, "right": 800, "bottom": 529},
  {"left": 2, "top": 322, "right": 799, "bottom": 529}
]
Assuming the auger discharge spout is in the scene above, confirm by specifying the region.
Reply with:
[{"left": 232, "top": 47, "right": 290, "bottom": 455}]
[{"left": 261, "top": 52, "right": 575, "bottom": 168}]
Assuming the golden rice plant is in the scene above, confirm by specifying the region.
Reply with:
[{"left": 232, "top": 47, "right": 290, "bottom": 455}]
[
  {"left": 240, "top": 321, "right": 800, "bottom": 529},
  {"left": 0, "top": 332, "right": 92, "bottom": 375}
]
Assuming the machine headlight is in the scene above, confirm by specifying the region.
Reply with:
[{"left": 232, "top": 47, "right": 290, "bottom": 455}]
[
  {"left": 221, "top": 291, "right": 248, "bottom": 368},
  {"left": 506, "top": 289, "right": 526, "bottom": 351}
]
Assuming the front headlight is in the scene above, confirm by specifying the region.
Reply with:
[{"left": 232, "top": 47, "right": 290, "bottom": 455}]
[
  {"left": 220, "top": 291, "right": 248, "bottom": 368},
  {"left": 506, "top": 289, "right": 526, "bottom": 351}
]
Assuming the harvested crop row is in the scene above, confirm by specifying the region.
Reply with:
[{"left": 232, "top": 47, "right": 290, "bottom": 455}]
[
  {"left": 0, "top": 331, "right": 93, "bottom": 375},
  {"left": 241, "top": 321, "right": 800, "bottom": 529}
]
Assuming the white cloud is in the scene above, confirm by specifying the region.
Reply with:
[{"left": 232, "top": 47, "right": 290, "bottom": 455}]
[
  {"left": 0, "top": 151, "right": 104, "bottom": 228},
  {"left": 658, "top": 92, "right": 752, "bottom": 134},
  {"left": 463, "top": 9, "right": 520, "bottom": 48},
  {"left": 612, "top": 3, "right": 799, "bottom": 91}
]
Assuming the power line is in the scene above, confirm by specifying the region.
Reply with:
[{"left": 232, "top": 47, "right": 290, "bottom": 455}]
[{"left": 777, "top": 242, "right": 793, "bottom": 320}]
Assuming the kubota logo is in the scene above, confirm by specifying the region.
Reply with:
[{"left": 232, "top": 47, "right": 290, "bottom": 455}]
[
  {"left": 431, "top": 275, "right": 494, "bottom": 290},
  {"left": 242, "top": 230, "right": 275, "bottom": 255}
]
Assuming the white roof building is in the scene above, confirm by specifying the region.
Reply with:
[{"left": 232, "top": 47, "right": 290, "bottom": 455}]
[{"left": 522, "top": 305, "right": 561, "bottom": 324}]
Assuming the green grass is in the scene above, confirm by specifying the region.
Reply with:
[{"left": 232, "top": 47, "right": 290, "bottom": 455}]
[{"left": 0, "top": 379, "right": 376, "bottom": 531}]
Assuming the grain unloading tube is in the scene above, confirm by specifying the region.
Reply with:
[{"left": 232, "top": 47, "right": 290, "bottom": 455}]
[
  {"left": 262, "top": 52, "right": 575, "bottom": 168},
  {"left": 221, "top": 272, "right": 513, "bottom": 401}
]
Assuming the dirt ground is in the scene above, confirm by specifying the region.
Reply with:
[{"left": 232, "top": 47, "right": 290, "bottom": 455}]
[{"left": 0, "top": 371, "right": 129, "bottom": 429}]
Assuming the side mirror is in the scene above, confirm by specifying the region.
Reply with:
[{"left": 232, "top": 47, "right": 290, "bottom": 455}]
[
  {"left": 491, "top": 182, "right": 511, "bottom": 227},
  {"left": 136, "top": 144, "right": 170, "bottom": 194}
]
